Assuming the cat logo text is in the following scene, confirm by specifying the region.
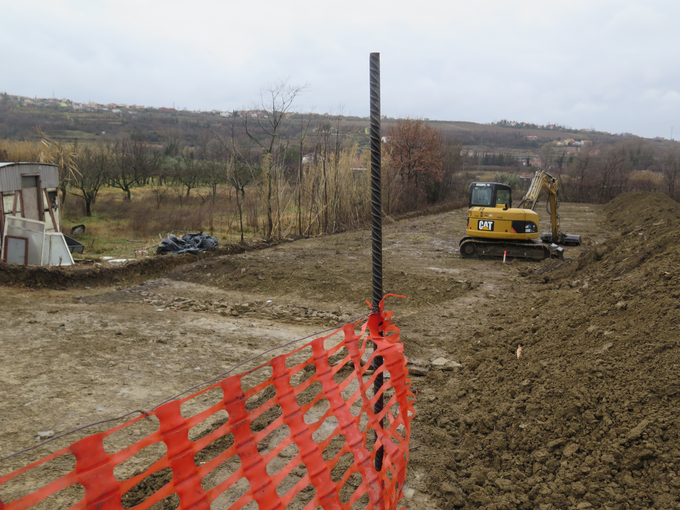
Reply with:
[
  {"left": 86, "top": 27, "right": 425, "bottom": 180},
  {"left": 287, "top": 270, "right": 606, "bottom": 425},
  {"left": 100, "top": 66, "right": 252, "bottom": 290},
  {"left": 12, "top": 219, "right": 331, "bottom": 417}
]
[{"left": 478, "top": 220, "right": 494, "bottom": 231}]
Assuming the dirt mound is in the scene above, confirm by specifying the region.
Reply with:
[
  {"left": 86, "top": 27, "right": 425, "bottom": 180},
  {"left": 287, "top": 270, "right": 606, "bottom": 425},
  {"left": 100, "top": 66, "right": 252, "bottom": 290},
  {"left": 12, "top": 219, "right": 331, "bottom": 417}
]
[
  {"left": 547, "top": 191, "right": 680, "bottom": 295},
  {"left": 413, "top": 193, "right": 680, "bottom": 509},
  {"left": 604, "top": 191, "right": 680, "bottom": 232}
]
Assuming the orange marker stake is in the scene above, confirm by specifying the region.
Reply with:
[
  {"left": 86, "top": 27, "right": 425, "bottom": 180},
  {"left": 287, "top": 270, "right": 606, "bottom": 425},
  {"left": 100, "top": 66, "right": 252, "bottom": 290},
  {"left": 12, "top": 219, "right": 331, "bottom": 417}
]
[{"left": 503, "top": 251, "right": 507, "bottom": 263}]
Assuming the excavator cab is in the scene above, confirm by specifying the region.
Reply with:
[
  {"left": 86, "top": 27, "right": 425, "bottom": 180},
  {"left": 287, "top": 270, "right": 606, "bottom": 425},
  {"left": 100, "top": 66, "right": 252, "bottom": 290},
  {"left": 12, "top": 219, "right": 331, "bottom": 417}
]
[
  {"left": 469, "top": 182, "right": 512, "bottom": 209},
  {"left": 465, "top": 182, "right": 540, "bottom": 243}
]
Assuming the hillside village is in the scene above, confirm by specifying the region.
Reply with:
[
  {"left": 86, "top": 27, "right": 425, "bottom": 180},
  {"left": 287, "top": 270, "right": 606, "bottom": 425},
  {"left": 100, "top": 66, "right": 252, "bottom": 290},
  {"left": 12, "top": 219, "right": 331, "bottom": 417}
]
[
  {"left": 2, "top": 92, "right": 314, "bottom": 120},
  {"left": 6, "top": 92, "right": 672, "bottom": 145}
]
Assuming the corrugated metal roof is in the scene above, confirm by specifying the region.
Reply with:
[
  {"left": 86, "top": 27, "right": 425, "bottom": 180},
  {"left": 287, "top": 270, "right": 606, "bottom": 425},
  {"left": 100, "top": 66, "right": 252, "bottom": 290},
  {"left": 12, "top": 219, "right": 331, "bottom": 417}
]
[
  {"left": 0, "top": 163, "right": 59, "bottom": 191},
  {"left": 0, "top": 161, "right": 56, "bottom": 168}
]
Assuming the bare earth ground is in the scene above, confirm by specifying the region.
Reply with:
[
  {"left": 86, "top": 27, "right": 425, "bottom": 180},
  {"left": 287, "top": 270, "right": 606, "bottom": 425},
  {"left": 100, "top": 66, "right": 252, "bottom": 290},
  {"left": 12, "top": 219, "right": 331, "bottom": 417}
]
[{"left": 1, "top": 194, "right": 679, "bottom": 509}]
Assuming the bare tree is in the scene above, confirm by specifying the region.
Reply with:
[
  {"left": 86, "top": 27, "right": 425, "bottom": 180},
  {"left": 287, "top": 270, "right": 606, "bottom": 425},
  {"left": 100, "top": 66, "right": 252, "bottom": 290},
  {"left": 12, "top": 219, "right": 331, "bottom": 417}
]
[
  {"left": 213, "top": 117, "right": 259, "bottom": 240},
  {"left": 296, "top": 114, "right": 313, "bottom": 235},
  {"left": 597, "top": 144, "right": 629, "bottom": 202},
  {"left": 424, "top": 134, "right": 463, "bottom": 204},
  {"left": 162, "top": 128, "right": 184, "bottom": 157},
  {"left": 69, "top": 144, "right": 110, "bottom": 216},
  {"left": 662, "top": 148, "right": 680, "bottom": 201},
  {"left": 149, "top": 165, "right": 172, "bottom": 208},
  {"left": 202, "top": 158, "right": 226, "bottom": 204},
  {"left": 110, "top": 135, "right": 160, "bottom": 200},
  {"left": 244, "top": 80, "right": 307, "bottom": 240},
  {"left": 538, "top": 143, "right": 555, "bottom": 170},
  {"left": 620, "top": 139, "right": 655, "bottom": 170},
  {"left": 315, "top": 121, "right": 333, "bottom": 232},
  {"left": 384, "top": 119, "right": 444, "bottom": 207},
  {"left": 176, "top": 150, "right": 203, "bottom": 198},
  {"left": 228, "top": 157, "right": 255, "bottom": 242},
  {"left": 568, "top": 149, "right": 592, "bottom": 202}
]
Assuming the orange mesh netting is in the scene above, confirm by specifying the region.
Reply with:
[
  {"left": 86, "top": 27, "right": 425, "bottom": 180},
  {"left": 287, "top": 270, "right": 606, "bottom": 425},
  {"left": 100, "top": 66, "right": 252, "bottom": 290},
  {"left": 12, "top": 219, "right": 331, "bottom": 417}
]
[{"left": 0, "top": 303, "right": 413, "bottom": 510}]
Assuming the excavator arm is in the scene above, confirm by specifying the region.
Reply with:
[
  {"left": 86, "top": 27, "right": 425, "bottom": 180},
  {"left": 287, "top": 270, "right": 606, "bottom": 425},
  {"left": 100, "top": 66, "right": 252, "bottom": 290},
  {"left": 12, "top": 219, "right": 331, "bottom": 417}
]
[
  {"left": 518, "top": 169, "right": 560, "bottom": 243},
  {"left": 519, "top": 169, "right": 580, "bottom": 245}
]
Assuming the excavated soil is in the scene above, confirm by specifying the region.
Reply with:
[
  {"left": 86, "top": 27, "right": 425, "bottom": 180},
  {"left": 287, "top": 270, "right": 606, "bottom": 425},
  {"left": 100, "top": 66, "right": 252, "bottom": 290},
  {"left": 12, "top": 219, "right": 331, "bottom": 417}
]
[
  {"left": 1, "top": 193, "right": 678, "bottom": 509},
  {"left": 414, "top": 192, "right": 680, "bottom": 510}
]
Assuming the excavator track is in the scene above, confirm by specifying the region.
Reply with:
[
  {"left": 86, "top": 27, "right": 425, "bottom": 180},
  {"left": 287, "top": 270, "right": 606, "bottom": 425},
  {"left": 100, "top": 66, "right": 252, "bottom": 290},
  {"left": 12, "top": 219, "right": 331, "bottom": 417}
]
[{"left": 459, "top": 237, "right": 563, "bottom": 261}]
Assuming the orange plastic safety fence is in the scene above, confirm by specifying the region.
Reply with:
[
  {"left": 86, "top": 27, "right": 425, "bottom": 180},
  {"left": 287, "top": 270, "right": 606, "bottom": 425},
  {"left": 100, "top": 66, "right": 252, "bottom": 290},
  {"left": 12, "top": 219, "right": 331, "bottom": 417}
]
[{"left": 0, "top": 308, "right": 413, "bottom": 510}]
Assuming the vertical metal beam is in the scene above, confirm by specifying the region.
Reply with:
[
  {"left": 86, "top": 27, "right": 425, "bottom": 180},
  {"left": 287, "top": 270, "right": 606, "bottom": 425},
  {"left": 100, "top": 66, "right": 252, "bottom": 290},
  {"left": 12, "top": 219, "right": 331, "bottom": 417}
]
[
  {"left": 369, "top": 52, "right": 385, "bottom": 472},
  {"left": 370, "top": 53, "right": 383, "bottom": 309}
]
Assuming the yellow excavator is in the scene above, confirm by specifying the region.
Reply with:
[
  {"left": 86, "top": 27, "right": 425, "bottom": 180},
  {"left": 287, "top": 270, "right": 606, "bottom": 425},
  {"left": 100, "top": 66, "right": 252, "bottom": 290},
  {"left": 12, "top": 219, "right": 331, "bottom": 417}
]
[{"left": 459, "top": 169, "right": 581, "bottom": 260}]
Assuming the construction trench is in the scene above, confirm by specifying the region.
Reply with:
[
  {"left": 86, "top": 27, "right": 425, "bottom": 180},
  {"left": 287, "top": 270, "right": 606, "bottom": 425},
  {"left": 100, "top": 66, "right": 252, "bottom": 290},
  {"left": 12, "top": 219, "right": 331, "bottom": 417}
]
[{"left": 1, "top": 193, "right": 680, "bottom": 509}]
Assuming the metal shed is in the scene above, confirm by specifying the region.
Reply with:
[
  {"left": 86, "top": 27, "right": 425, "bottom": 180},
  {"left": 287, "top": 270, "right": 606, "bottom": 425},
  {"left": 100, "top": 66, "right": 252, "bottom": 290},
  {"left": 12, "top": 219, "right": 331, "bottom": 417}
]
[
  {"left": 1, "top": 162, "right": 73, "bottom": 266},
  {"left": 0, "top": 162, "right": 60, "bottom": 190}
]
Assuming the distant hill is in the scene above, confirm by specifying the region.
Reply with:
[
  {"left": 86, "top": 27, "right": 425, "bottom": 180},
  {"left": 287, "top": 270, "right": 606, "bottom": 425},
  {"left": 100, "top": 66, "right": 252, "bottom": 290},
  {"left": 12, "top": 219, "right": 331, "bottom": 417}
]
[{"left": 1, "top": 92, "right": 673, "bottom": 155}]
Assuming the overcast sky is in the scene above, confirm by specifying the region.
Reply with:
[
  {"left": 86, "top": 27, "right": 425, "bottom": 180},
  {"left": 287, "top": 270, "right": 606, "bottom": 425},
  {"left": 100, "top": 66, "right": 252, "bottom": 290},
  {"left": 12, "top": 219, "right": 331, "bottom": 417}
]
[{"left": 2, "top": 0, "right": 679, "bottom": 139}]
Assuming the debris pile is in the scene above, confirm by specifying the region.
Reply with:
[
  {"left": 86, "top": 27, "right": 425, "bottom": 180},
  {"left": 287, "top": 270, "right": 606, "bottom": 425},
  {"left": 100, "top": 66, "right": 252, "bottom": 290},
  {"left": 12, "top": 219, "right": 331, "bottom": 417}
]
[{"left": 156, "top": 233, "right": 218, "bottom": 255}]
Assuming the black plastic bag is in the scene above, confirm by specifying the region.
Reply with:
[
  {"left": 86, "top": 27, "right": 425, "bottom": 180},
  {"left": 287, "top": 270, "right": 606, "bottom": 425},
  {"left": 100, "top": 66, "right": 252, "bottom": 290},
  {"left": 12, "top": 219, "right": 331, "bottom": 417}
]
[{"left": 156, "top": 232, "right": 218, "bottom": 255}]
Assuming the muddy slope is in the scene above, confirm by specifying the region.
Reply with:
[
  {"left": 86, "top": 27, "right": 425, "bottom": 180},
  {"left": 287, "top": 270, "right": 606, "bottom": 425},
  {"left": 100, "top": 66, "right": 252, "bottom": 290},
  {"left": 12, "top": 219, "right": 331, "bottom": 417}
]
[{"left": 413, "top": 193, "right": 680, "bottom": 509}]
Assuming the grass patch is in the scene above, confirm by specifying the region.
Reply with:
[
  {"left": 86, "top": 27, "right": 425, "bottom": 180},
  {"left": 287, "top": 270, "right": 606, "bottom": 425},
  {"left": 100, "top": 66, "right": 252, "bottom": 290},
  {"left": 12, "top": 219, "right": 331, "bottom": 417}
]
[{"left": 62, "top": 187, "right": 262, "bottom": 259}]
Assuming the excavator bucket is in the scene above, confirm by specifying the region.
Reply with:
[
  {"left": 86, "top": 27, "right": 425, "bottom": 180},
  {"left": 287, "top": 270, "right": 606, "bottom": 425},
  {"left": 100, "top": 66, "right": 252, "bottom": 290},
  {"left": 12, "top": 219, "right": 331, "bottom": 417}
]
[
  {"left": 540, "top": 233, "right": 582, "bottom": 246},
  {"left": 561, "top": 233, "right": 582, "bottom": 246}
]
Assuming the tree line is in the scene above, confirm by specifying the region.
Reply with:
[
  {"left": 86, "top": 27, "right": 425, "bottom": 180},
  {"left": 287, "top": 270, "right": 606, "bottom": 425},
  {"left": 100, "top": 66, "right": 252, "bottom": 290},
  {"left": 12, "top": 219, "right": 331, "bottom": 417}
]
[
  {"left": 0, "top": 83, "right": 469, "bottom": 242},
  {"left": 535, "top": 139, "right": 680, "bottom": 203},
  {"left": 1, "top": 82, "right": 679, "bottom": 243}
]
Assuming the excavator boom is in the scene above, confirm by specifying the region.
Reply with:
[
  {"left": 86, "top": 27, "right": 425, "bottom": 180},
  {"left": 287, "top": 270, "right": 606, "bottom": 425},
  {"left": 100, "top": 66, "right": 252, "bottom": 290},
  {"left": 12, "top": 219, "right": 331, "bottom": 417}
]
[{"left": 518, "top": 169, "right": 580, "bottom": 246}]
